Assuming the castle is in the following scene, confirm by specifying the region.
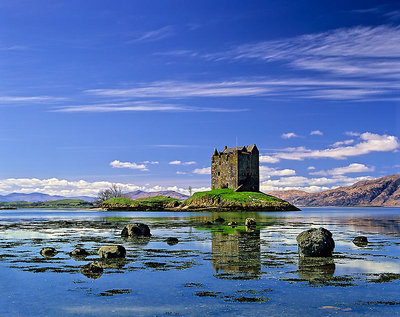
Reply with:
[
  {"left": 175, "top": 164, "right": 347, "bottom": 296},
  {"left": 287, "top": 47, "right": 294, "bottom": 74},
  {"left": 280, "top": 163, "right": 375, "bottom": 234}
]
[{"left": 211, "top": 144, "right": 259, "bottom": 192}]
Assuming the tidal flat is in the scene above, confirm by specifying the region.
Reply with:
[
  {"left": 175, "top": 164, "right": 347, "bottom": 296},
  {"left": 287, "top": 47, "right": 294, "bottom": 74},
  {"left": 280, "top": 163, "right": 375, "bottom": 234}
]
[{"left": 0, "top": 208, "right": 399, "bottom": 316}]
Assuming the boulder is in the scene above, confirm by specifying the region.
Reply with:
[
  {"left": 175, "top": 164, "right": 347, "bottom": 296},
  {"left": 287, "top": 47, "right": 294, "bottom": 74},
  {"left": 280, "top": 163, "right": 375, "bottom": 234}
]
[
  {"left": 70, "top": 247, "right": 89, "bottom": 257},
  {"left": 228, "top": 221, "right": 238, "bottom": 227},
  {"left": 121, "top": 223, "right": 151, "bottom": 237},
  {"left": 296, "top": 227, "right": 335, "bottom": 257},
  {"left": 166, "top": 237, "right": 179, "bottom": 245},
  {"left": 353, "top": 236, "right": 368, "bottom": 247},
  {"left": 214, "top": 217, "right": 225, "bottom": 224},
  {"left": 81, "top": 262, "right": 103, "bottom": 279},
  {"left": 40, "top": 247, "right": 57, "bottom": 257},
  {"left": 98, "top": 245, "right": 126, "bottom": 259},
  {"left": 245, "top": 218, "right": 256, "bottom": 226}
]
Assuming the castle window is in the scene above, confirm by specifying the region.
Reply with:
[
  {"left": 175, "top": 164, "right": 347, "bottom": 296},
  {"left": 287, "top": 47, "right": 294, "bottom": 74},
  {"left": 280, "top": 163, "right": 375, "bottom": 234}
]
[{"left": 218, "top": 172, "right": 220, "bottom": 176}]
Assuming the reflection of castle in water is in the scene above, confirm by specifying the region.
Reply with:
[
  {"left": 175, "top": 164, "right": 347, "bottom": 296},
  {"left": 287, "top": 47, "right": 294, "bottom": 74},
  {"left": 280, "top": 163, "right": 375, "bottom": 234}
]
[{"left": 211, "top": 229, "right": 261, "bottom": 278}]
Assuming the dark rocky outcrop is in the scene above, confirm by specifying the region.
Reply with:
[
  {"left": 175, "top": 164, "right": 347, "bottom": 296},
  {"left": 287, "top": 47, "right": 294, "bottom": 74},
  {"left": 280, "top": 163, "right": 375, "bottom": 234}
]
[
  {"left": 40, "top": 247, "right": 57, "bottom": 257},
  {"left": 81, "top": 262, "right": 103, "bottom": 279},
  {"left": 98, "top": 245, "right": 126, "bottom": 259},
  {"left": 121, "top": 223, "right": 151, "bottom": 237},
  {"left": 70, "top": 247, "right": 89, "bottom": 257},
  {"left": 296, "top": 227, "right": 335, "bottom": 257},
  {"left": 353, "top": 236, "right": 368, "bottom": 247},
  {"left": 166, "top": 237, "right": 179, "bottom": 245}
]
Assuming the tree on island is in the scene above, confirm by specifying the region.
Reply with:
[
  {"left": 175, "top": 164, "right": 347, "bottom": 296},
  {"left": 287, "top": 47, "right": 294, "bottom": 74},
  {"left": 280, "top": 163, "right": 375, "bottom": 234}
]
[{"left": 95, "top": 184, "right": 126, "bottom": 205}]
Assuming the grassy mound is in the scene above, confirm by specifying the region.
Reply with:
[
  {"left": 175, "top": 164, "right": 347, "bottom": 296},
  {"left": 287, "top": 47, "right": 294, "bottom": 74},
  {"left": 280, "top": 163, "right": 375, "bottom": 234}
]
[
  {"left": 100, "top": 195, "right": 180, "bottom": 210},
  {"left": 184, "top": 189, "right": 299, "bottom": 211}
]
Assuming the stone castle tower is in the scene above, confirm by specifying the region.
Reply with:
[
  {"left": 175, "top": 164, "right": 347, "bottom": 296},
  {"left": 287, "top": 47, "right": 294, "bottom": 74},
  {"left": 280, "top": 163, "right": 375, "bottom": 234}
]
[{"left": 211, "top": 144, "right": 259, "bottom": 192}]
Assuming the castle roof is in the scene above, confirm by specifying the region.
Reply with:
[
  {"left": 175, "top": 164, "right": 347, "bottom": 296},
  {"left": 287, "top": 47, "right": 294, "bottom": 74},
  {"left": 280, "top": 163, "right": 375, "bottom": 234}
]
[{"left": 220, "top": 144, "right": 258, "bottom": 154}]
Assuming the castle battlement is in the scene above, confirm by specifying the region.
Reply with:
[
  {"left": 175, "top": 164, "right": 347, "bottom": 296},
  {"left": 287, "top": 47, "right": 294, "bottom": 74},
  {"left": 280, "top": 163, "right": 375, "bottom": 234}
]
[{"left": 211, "top": 144, "right": 259, "bottom": 192}]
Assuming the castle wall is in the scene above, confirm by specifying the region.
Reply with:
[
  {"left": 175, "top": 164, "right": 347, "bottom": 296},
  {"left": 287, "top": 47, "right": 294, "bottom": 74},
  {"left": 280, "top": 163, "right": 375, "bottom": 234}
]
[
  {"left": 211, "top": 145, "right": 259, "bottom": 191},
  {"left": 238, "top": 151, "right": 259, "bottom": 191},
  {"left": 211, "top": 153, "right": 238, "bottom": 189}
]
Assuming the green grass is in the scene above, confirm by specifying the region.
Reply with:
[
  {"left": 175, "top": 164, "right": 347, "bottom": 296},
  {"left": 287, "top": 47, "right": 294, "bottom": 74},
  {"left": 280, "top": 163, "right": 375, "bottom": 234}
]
[
  {"left": 0, "top": 199, "right": 94, "bottom": 208},
  {"left": 185, "top": 188, "right": 282, "bottom": 204},
  {"left": 102, "top": 195, "right": 180, "bottom": 207}
]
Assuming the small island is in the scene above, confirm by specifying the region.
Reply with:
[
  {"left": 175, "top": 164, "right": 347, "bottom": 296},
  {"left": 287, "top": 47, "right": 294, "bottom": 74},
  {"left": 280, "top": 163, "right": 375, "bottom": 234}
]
[
  {"left": 100, "top": 188, "right": 299, "bottom": 211},
  {"left": 100, "top": 144, "right": 299, "bottom": 212}
]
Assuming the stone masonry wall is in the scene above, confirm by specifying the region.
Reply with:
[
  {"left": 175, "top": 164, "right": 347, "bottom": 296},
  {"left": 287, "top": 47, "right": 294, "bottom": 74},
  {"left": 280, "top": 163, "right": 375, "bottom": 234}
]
[{"left": 211, "top": 153, "right": 238, "bottom": 189}]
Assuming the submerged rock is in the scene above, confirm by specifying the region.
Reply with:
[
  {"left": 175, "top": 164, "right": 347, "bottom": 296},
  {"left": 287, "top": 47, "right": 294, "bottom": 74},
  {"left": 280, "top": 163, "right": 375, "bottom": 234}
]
[
  {"left": 245, "top": 218, "right": 256, "bottom": 227},
  {"left": 121, "top": 223, "right": 151, "bottom": 237},
  {"left": 40, "top": 247, "right": 57, "bottom": 257},
  {"left": 81, "top": 262, "right": 103, "bottom": 279},
  {"left": 98, "top": 245, "right": 126, "bottom": 259},
  {"left": 166, "top": 237, "right": 179, "bottom": 245},
  {"left": 353, "top": 236, "right": 368, "bottom": 247},
  {"left": 70, "top": 247, "right": 89, "bottom": 257},
  {"left": 296, "top": 227, "right": 335, "bottom": 257},
  {"left": 228, "top": 221, "right": 238, "bottom": 227}
]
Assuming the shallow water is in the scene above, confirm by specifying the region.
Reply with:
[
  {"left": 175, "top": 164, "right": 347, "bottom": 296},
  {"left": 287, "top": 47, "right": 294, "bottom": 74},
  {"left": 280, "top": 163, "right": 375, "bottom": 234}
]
[{"left": 0, "top": 207, "right": 399, "bottom": 316}]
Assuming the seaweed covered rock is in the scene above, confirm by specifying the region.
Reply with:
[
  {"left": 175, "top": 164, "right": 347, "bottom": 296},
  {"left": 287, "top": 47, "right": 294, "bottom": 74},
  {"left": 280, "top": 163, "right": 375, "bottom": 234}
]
[
  {"left": 40, "top": 247, "right": 57, "bottom": 257},
  {"left": 70, "top": 247, "right": 89, "bottom": 257},
  {"left": 98, "top": 245, "right": 126, "bottom": 259},
  {"left": 245, "top": 218, "right": 256, "bottom": 226},
  {"left": 121, "top": 223, "right": 151, "bottom": 237},
  {"left": 353, "top": 236, "right": 368, "bottom": 247},
  {"left": 296, "top": 227, "right": 335, "bottom": 257},
  {"left": 166, "top": 237, "right": 179, "bottom": 245},
  {"left": 81, "top": 262, "right": 103, "bottom": 279}
]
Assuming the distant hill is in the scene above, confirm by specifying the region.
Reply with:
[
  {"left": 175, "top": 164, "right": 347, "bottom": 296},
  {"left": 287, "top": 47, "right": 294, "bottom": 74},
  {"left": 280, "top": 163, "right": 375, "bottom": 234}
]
[
  {"left": 125, "top": 190, "right": 189, "bottom": 201},
  {"left": 268, "top": 174, "right": 400, "bottom": 207},
  {"left": 0, "top": 192, "right": 94, "bottom": 202}
]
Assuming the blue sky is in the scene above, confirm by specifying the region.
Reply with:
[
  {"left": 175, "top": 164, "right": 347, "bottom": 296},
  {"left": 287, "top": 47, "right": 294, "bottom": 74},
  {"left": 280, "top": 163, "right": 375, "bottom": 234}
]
[{"left": 0, "top": 0, "right": 399, "bottom": 197}]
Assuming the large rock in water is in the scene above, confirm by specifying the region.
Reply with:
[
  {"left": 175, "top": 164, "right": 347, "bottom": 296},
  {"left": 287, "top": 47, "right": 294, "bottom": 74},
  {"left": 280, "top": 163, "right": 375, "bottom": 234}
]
[
  {"left": 98, "top": 245, "right": 126, "bottom": 259},
  {"left": 121, "top": 223, "right": 151, "bottom": 237},
  {"left": 296, "top": 227, "right": 335, "bottom": 257}
]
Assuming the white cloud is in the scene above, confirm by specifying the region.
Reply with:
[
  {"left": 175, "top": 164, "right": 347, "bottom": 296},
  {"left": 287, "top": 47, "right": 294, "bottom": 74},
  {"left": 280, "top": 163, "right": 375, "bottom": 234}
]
[
  {"left": 193, "top": 167, "right": 211, "bottom": 175},
  {"left": 260, "top": 166, "right": 296, "bottom": 180},
  {"left": 345, "top": 131, "right": 361, "bottom": 137},
  {"left": 261, "top": 175, "right": 373, "bottom": 192},
  {"left": 142, "top": 161, "right": 159, "bottom": 165},
  {"left": 310, "top": 130, "right": 323, "bottom": 136},
  {"left": 55, "top": 101, "right": 246, "bottom": 113},
  {"left": 274, "top": 133, "right": 399, "bottom": 161},
  {"left": 169, "top": 160, "right": 196, "bottom": 166},
  {"left": 131, "top": 26, "right": 175, "bottom": 42},
  {"left": 259, "top": 155, "right": 280, "bottom": 163},
  {"left": 0, "top": 177, "right": 209, "bottom": 197},
  {"left": 331, "top": 139, "right": 354, "bottom": 147},
  {"left": 176, "top": 171, "right": 187, "bottom": 175},
  {"left": 310, "top": 163, "right": 375, "bottom": 176},
  {"left": 215, "top": 25, "right": 400, "bottom": 79},
  {"left": 109, "top": 160, "right": 148, "bottom": 171},
  {"left": 0, "top": 96, "right": 65, "bottom": 103},
  {"left": 307, "top": 166, "right": 316, "bottom": 170},
  {"left": 281, "top": 132, "right": 299, "bottom": 139}
]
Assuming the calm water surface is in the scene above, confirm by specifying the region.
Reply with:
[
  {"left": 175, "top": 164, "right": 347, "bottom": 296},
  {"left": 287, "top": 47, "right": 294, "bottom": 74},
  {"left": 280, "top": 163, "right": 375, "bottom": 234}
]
[{"left": 0, "top": 207, "right": 399, "bottom": 316}]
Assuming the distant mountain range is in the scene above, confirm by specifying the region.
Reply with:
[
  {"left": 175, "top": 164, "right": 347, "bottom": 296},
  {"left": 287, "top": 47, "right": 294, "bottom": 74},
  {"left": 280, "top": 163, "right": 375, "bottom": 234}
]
[
  {"left": 0, "top": 192, "right": 95, "bottom": 203},
  {"left": 0, "top": 190, "right": 189, "bottom": 202},
  {"left": 268, "top": 174, "right": 400, "bottom": 207},
  {"left": 125, "top": 190, "right": 189, "bottom": 201}
]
